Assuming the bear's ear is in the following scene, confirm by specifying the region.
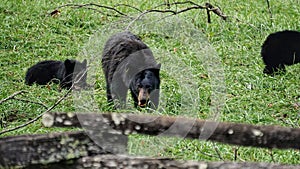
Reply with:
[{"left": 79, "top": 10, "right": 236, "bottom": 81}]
[
  {"left": 151, "top": 63, "right": 161, "bottom": 77},
  {"left": 64, "top": 59, "right": 72, "bottom": 66},
  {"left": 155, "top": 63, "right": 161, "bottom": 69},
  {"left": 151, "top": 67, "right": 160, "bottom": 77},
  {"left": 82, "top": 59, "right": 87, "bottom": 66},
  {"left": 64, "top": 59, "right": 75, "bottom": 71}
]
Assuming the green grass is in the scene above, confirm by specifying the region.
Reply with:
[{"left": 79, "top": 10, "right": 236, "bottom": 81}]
[{"left": 1, "top": 0, "right": 300, "bottom": 165}]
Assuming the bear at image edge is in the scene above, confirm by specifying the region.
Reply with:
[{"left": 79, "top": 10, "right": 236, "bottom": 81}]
[{"left": 261, "top": 30, "right": 300, "bottom": 75}]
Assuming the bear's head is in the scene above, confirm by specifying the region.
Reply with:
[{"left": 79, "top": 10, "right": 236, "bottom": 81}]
[
  {"left": 62, "top": 59, "right": 87, "bottom": 89},
  {"left": 130, "top": 63, "right": 161, "bottom": 108}
]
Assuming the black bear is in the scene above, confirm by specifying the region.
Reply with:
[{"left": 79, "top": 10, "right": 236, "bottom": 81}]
[
  {"left": 25, "top": 59, "right": 87, "bottom": 89},
  {"left": 261, "top": 30, "right": 300, "bottom": 75},
  {"left": 102, "top": 31, "right": 161, "bottom": 109}
]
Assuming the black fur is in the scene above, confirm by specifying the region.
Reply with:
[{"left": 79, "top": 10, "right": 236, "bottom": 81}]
[
  {"left": 130, "top": 69, "right": 160, "bottom": 108},
  {"left": 261, "top": 30, "right": 300, "bottom": 75},
  {"left": 102, "top": 31, "right": 160, "bottom": 109},
  {"left": 25, "top": 59, "right": 87, "bottom": 89}
]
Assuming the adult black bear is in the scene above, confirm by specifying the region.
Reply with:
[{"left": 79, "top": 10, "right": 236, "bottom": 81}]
[
  {"left": 25, "top": 59, "right": 87, "bottom": 89},
  {"left": 261, "top": 30, "right": 300, "bottom": 75},
  {"left": 102, "top": 31, "right": 161, "bottom": 109}
]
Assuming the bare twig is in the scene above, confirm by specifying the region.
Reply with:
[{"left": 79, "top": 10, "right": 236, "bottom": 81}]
[
  {"left": 0, "top": 90, "right": 48, "bottom": 109},
  {"left": 0, "top": 91, "right": 27, "bottom": 104},
  {"left": 199, "top": 150, "right": 220, "bottom": 159},
  {"left": 269, "top": 149, "right": 275, "bottom": 163},
  {"left": 266, "top": 0, "right": 273, "bottom": 19},
  {"left": 76, "top": 6, "right": 110, "bottom": 16},
  {"left": 13, "top": 98, "right": 48, "bottom": 109},
  {"left": 205, "top": 3, "right": 227, "bottom": 21},
  {"left": 233, "top": 146, "right": 240, "bottom": 161},
  {"left": 54, "top": 3, "right": 129, "bottom": 17},
  {"left": 125, "top": 3, "right": 207, "bottom": 30},
  {"left": 145, "top": 4, "right": 206, "bottom": 16},
  {"left": 206, "top": 4, "right": 211, "bottom": 23},
  {"left": 153, "top": 1, "right": 202, "bottom": 9},
  {"left": 149, "top": 2, "right": 227, "bottom": 22},
  {"left": 113, "top": 4, "right": 143, "bottom": 13},
  {"left": 53, "top": 1, "right": 227, "bottom": 26},
  {"left": 213, "top": 142, "right": 224, "bottom": 160},
  {"left": 0, "top": 88, "right": 72, "bottom": 135}
]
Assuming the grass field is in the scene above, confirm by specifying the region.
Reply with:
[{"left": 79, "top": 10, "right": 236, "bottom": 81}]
[{"left": 1, "top": 0, "right": 300, "bottom": 164}]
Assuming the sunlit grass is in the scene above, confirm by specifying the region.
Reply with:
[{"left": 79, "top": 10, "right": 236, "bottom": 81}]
[{"left": 1, "top": 0, "right": 300, "bottom": 164}]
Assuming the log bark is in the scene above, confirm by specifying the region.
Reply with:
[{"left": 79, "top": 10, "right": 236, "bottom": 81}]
[
  {"left": 0, "top": 131, "right": 108, "bottom": 168},
  {"left": 26, "top": 154, "right": 300, "bottom": 169},
  {"left": 43, "top": 112, "right": 300, "bottom": 150}
]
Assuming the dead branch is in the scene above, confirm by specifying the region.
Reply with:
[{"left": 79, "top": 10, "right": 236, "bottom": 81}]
[
  {"left": 152, "top": 1, "right": 205, "bottom": 10},
  {"left": 205, "top": 3, "right": 227, "bottom": 21},
  {"left": 213, "top": 142, "right": 223, "bottom": 160},
  {"left": 124, "top": 2, "right": 213, "bottom": 30},
  {"left": 206, "top": 4, "right": 212, "bottom": 23},
  {"left": 269, "top": 149, "right": 275, "bottom": 163},
  {"left": 54, "top": 3, "right": 129, "bottom": 17},
  {"left": 44, "top": 112, "right": 300, "bottom": 150},
  {"left": 25, "top": 154, "right": 300, "bottom": 169},
  {"left": 145, "top": 5, "right": 206, "bottom": 15},
  {"left": 0, "top": 91, "right": 27, "bottom": 104},
  {"left": 196, "top": 145, "right": 220, "bottom": 159},
  {"left": 1, "top": 130, "right": 299, "bottom": 169},
  {"left": 266, "top": 0, "right": 273, "bottom": 19},
  {"left": 0, "top": 88, "right": 72, "bottom": 135},
  {"left": 0, "top": 91, "right": 48, "bottom": 118},
  {"left": 53, "top": 1, "right": 227, "bottom": 24},
  {"left": 113, "top": 3, "right": 143, "bottom": 13},
  {"left": 12, "top": 97, "right": 48, "bottom": 109},
  {"left": 233, "top": 146, "right": 239, "bottom": 161},
  {"left": 0, "top": 131, "right": 107, "bottom": 167}
]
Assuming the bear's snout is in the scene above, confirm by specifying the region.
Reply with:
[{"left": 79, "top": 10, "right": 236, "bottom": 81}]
[{"left": 138, "top": 88, "right": 149, "bottom": 107}]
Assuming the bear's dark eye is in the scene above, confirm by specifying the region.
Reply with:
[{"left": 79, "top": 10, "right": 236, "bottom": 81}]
[{"left": 137, "top": 84, "right": 142, "bottom": 89}]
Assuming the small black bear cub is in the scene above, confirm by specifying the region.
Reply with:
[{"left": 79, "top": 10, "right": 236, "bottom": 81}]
[
  {"left": 25, "top": 59, "right": 87, "bottom": 89},
  {"left": 261, "top": 30, "right": 300, "bottom": 75},
  {"left": 102, "top": 31, "right": 160, "bottom": 109}
]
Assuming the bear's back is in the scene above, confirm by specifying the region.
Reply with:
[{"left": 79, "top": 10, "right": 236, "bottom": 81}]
[
  {"left": 102, "top": 31, "right": 149, "bottom": 83},
  {"left": 261, "top": 30, "right": 300, "bottom": 65},
  {"left": 25, "top": 60, "right": 63, "bottom": 85}
]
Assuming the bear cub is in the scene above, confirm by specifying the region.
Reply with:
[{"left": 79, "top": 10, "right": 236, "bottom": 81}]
[
  {"left": 261, "top": 30, "right": 300, "bottom": 75},
  {"left": 25, "top": 59, "right": 87, "bottom": 89},
  {"left": 102, "top": 31, "right": 161, "bottom": 109}
]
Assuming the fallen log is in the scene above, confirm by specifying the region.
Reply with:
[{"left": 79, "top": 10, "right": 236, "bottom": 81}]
[
  {"left": 43, "top": 112, "right": 300, "bottom": 150},
  {"left": 0, "top": 131, "right": 108, "bottom": 168},
  {"left": 26, "top": 154, "right": 300, "bottom": 169}
]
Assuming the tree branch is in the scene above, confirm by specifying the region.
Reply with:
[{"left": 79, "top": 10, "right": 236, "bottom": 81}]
[
  {"left": 0, "top": 131, "right": 107, "bottom": 167},
  {"left": 205, "top": 3, "right": 227, "bottom": 21},
  {"left": 0, "top": 88, "right": 71, "bottom": 135},
  {"left": 43, "top": 112, "right": 300, "bottom": 150},
  {"left": 0, "top": 91, "right": 27, "bottom": 104},
  {"left": 0, "top": 131, "right": 298, "bottom": 168},
  {"left": 266, "top": 0, "right": 273, "bottom": 19},
  {"left": 113, "top": 3, "right": 143, "bottom": 13},
  {"left": 29, "top": 154, "right": 300, "bottom": 169},
  {"left": 54, "top": 3, "right": 129, "bottom": 17},
  {"left": 12, "top": 98, "right": 48, "bottom": 109},
  {"left": 52, "top": 1, "right": 228, "bottom": 24}
]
